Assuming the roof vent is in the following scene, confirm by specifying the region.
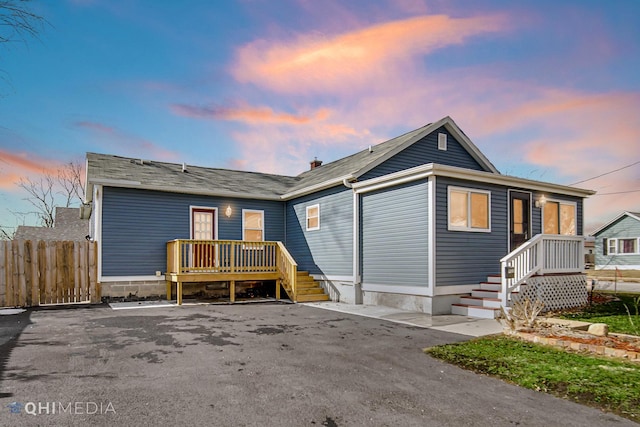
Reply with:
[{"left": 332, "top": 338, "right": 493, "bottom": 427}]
[
  {"left": 368, "top": 145, "right": 373, "bottom": 153},
  {"left": 310, "top": 157, "right": 323, "bottom": 170},
  {"left": 182, "top": 162, "right": 187, "bottom": 173},
  {"left": 132, "top": 159, "right": 151, "bottom": 166}
]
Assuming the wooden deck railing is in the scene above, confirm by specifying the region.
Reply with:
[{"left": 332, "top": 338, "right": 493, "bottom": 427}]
[
  {"left": 276, "top": 242, "right": 298, "bottom": 301},
  {"left": 499, "top": 234, "right": 584, "bottom": 308},
  {"left": 166, "top": 239, "right": 298, "bottom": 300}
]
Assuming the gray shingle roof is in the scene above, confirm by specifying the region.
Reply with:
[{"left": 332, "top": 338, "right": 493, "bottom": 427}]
[
  {"left": 86, "top": 153, "right": 299, "bottom": 200},
  {"left": 286, "top": 125, "right": 429, "bottom": 194},
  {"left": 14, "top": 207, "right": 89, "bottom": 241},
  {"left": 85, "top": 116, "right": 499, "bottom": 200}
]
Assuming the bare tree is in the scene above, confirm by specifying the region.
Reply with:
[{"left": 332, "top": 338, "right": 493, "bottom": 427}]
[
  {"left": 0, "top": 0, "right": 46, "bottom": 45},
  {"left": 1, "top": 0, "right": 48, "bottom": 92},
  {"left": 0, "top": 161, "right": 85, "bottom": 237}
]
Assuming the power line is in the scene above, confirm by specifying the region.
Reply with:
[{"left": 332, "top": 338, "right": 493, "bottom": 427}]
[
  {"left": 592, "top": 189, "right": 640, "bottom": 196},
  {"left": 568, "top": 160, "right": 640, "bottom": 185}
]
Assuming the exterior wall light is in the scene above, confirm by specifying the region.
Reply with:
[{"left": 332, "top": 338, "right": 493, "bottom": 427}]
[
  {"left": 535, "top": 195, "right": 547, "bottom": 208},
  {"left": 225, "top": 205, "right": 233, "bottom": 218}
]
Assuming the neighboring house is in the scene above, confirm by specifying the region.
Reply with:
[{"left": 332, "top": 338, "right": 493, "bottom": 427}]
[
  {"left": 14, "top": 207, "right": 89, "bottom": 241},
  {"left": 592, "top": 211, "right": 640, "bottom": 270},
  {"left": 584, "top": 236, "right": 595, "bottom": 268},
  {"left": 84, "top": 116, "right": 594, "bottom": 316}
]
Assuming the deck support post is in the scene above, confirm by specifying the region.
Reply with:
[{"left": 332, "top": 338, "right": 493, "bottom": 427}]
[
  {"left": 177, "top": 281, "right": 182, "bottom": 305},
  {"left": 275, "top": 279, "right": 281, "bottom": 300},
  {"left": 166, "top": 280, "right": 172, "bottom": 301},
  {"left": 230, "top": 280, "right": 235, "bottom": 303}
]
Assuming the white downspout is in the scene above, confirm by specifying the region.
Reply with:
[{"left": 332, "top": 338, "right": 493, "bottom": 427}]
[{"left": 343, "top": 177, "right": 362, "bottom": 304}]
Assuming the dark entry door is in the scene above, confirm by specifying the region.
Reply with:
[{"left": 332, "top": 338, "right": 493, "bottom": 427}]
[{"left": 509, "top": 191, "right": 531, "bottom": 251}]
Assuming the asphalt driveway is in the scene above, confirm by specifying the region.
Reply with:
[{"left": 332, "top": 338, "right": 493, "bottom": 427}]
[{"left": 0, "top": 303, "right": 633, "bottom": 426}]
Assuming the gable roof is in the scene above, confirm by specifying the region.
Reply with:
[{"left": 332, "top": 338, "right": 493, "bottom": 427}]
[
  {"left": 84, "top": 116, "right": 593, "bottom": 203},
  {"left": 283, "top": 116, "right": 499, "bottom": 197},
  {"left": 591, "top": 211, "right": 640, "bottom": 236}
]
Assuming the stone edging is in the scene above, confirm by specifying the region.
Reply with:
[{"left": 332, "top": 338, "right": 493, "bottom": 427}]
[{"left": 510, "top": 331, "right": 640, "bottom": 362}]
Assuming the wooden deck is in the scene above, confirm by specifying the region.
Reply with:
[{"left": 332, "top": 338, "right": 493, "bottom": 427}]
[{"left": 165, "top": 239, "right": 328, "bottom": 305}]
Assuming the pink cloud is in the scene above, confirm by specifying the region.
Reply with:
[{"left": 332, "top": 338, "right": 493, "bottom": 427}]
[
  {"left": 171, "top": 103, "right": 331, "bottom": 125},
  {"left": 230, "top": 13, "right": 508, "bottom": 95},
  {"left": 73, "top": 120, "right": 179, "bottom": 161},
  {"left": 0, "top": 149, "right": 75, "bottom": 191}
]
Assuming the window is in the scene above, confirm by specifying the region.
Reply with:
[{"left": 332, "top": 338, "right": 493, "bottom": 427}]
[
  {"left": 306, "top": 204, "right": 320, "bottom": 231},
  {"left": 619, "top": 239, "right": 637, "bottom": 254},
  {"left": 543, "top": 200, "right": 576, "bottom": 235},
  {"left": 605, "top": 238, "right": 640, "bottom": 255},
  {"left": 438, "top": 133, "right": 447, "bottom": 151},
  {"left": 448, "top": 187, "right": 491, "bottom": 232},
  {"left": 242, "top": 210, "right": 264, "bottom": 241}
]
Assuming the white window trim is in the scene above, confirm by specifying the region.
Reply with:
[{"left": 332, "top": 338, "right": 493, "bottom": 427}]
[
  {"left": 606, "top": 237, "right": 640, "bottom": 255},
  {"left": 447, "top": 186, "right": 491, "bottom": 233},
  {"left": 242, "top": 209, "right": 264, "bottom": 241},
  {"left": 541, "top": 198, "right": 577, "bottom": 236},
  {"left": 306, "top": 204, "right": 320, "bottom": 231}
]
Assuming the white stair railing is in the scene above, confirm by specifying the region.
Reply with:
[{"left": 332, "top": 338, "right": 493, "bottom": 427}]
[{"left": 499, "top": 234, "right": 584, "bottom": 308}]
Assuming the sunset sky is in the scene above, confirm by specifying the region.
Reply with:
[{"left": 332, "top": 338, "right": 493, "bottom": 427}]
[{"left": 0, "top": 0, "right": 638, "bottom": 234}]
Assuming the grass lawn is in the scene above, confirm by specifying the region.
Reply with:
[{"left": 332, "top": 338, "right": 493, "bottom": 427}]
[
  {"left": 425, "top": 335, "right": 640, "bottom": 421},
  {"left": 559, "top": 293, "right": 640, "bottom": 336}
]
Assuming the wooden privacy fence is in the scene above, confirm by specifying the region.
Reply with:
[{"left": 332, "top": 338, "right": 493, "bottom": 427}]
[{"left": 0, "top": 240, "right": 99, "bottom": 308}]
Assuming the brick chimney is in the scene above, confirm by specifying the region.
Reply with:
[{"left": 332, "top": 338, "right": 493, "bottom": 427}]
[{"left": 310, "top": 157, "right": 323, "bottom": 170}]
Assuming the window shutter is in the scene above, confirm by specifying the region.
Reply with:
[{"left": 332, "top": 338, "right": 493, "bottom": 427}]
[{"left": 602, "top": 238, "right": 607, "bottom": 255}]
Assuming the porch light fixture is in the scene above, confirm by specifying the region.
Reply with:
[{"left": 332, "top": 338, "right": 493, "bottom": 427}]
[
  {"left": 225, "top": 205, "right": 233, "bottom": 218},
  {"left": 535, "top": 195, "right": 547, "bottom": 208}
]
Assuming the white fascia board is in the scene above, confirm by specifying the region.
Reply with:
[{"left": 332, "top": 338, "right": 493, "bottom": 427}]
[
  {"left": 431, "top": 164, "right": 595, "bottom": 198},
  {"left": 441, "top": 118, "right": 500, "bottom": 174},
  {"left": 352, "top": 120, "right": 443, "bottom": 179},
  {"left": 89, "top": 179, "right": 282, "bottom": 201},
  {"left": 352, "top": 116, "right": 499, "bottom": 179},
  {"left": 280, "top": 174, "right": 355, "bottom": 200},
  {"left": 84, "top": 157, "right": 93, "bottom": 203},
  {"left": 351, "top": 162, "right": 594, "bottom": 198},
  {"left": 591, "top": 211, "right": 640, "bottom": 236}
]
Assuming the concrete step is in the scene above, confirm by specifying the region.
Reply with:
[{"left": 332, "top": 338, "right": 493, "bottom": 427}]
[
  {"left": 296, "top": 293, "right": 330, "bottom": 302},
  {"left": 471, "top": 289, "right": 499, "bottom": 299},
  {"left": 479, "top": 282, "right": 501, "bottom": 291},
  {"left": 486, "top": 275, "right": 501, "bottom": 284},
  {"left": 451, "top": 304, "right": 499, "bottom": 319},
  {"left": 459, "top": 296, "right": 502, "bottom": 309}
]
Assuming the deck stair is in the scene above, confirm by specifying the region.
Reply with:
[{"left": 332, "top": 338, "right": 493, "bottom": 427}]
[
  {"left": 451, "top": 274, "right": 505, "bottom": 319},
  {"left": 284, "top": 271, "right": 330, "bottom": 303}
]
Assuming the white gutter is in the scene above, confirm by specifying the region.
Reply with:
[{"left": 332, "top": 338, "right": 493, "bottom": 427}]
[
  {"left": 280, "top": 174, "right": 355, "bottom": 200},
  {"left": 351, "top": 163, "right": 595, "bottom": 198}
]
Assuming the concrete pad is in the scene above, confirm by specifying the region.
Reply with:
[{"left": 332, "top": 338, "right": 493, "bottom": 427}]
[
  {"left": 0, "top": 308, "right": 26, "bottom": 315},
  {"left": 109, "top": 300, "right": 176, "bottom": 310},
  {"left": 303, "top": 302, "right": 504, "bottom": 337}
]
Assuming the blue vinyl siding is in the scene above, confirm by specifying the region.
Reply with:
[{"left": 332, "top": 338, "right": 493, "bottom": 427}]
[
  {"left": 361, "top": 127, "right": 487, "bottom": 180},
  {"left": 435, "top": 177, "right": 508, "bottom": 286},
  {"left": 595, "top": 215, "right": 640, "bottom": 268},
  {"left": 285, "top": 186, "right": 353, "bottom": 276},
  {"left": 361, "top": 180, "right": 429, "bottom": 287},
  {"left": 101, "top": 187, "right": 284, "bottom": 276}
]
